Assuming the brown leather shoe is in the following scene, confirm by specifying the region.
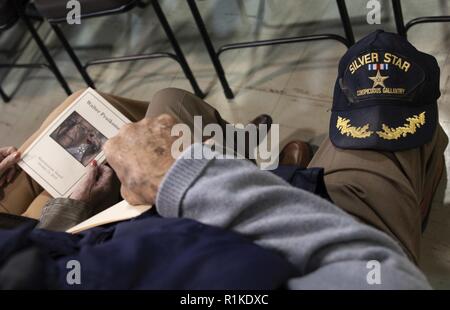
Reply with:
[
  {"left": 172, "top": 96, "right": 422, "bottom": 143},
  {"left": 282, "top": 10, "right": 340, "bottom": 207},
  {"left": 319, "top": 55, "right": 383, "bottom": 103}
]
[
  {"left": 237, "top": 114, "right": 273, "bottom": 160},
  {"left": 251, "top": 114, "right": 272, "bottom": 130},
  {"left": 279, "top": 141, "right": 312, "bottom": 168}
]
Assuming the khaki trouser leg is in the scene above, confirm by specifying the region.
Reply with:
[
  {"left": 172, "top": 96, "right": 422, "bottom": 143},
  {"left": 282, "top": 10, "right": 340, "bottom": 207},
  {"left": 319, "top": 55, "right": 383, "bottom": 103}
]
[
  {"left": 145, "top": 88, "right": 225, "bottom": 134},
  {"left": 308, "top": 125, "right": 448, "bottom": 263},
  {"left": 1, "top": 89, "right": 149, "bottom": 218}
]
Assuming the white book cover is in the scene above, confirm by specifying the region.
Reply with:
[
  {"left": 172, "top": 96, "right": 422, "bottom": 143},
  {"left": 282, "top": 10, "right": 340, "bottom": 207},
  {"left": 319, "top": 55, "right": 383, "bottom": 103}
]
[{"left": 18, "top": 88, "right": 131, "bottom": 198}]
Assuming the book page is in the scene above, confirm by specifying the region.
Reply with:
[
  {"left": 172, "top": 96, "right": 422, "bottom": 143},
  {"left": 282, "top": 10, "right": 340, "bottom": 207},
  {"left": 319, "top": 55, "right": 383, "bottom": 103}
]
[{"left": 18, "top": 88, "right": 130, "bottom": 198}]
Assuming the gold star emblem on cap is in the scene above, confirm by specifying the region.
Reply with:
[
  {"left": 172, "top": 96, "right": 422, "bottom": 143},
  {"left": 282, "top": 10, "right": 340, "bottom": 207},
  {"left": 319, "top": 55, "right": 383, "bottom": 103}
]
[{"left": 369, "top": 70, "right": 389, "bottom": 88}]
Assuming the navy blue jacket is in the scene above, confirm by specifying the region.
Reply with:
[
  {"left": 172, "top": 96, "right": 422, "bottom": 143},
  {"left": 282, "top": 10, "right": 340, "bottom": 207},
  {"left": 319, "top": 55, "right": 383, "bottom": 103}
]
[{"left": 0, "top": 213, "right": 295, "bottom": 289}]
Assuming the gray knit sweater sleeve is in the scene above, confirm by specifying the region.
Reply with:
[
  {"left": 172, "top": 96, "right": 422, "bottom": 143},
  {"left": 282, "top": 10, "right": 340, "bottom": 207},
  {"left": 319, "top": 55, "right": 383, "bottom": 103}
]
[{"left": 156, "top": 143, "right": 431, "bottom": 289}]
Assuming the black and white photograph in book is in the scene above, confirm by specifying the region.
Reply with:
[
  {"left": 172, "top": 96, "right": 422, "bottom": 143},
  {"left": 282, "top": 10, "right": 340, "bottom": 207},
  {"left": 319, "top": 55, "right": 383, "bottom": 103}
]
[{"left": 50, "top": 111, "right": 107, "bottom": 166}]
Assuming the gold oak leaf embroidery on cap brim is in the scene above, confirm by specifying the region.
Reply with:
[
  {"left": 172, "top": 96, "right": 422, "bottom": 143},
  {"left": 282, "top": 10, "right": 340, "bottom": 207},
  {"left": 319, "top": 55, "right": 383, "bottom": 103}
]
[
  {"left": 376, "top": 112, "right": 426, "bottom": 140},
  {"left": 336, "top": 116, "right": 373, "bottom": 138}
]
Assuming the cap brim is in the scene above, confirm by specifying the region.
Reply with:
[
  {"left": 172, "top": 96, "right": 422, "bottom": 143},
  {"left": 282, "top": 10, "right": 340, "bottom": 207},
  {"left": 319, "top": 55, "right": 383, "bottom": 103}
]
[{"left": 330, "top": 103, "right": 437, "bottom": 151}]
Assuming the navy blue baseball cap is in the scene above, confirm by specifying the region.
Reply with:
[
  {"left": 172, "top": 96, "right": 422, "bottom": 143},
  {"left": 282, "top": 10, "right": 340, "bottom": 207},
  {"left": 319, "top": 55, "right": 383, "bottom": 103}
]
[{"left": 330, "top": 30, "right": 440, "bottom": 151}]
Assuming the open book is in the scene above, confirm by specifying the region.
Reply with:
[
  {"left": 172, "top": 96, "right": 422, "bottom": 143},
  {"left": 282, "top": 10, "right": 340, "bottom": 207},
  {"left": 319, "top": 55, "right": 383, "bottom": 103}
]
[{"left": 18, "top": 88, "right": 152, "bottom": 233}]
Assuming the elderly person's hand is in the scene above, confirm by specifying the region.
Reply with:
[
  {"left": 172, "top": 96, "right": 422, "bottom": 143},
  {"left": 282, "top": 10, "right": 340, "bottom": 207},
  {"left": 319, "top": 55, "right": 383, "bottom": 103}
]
[
  {"left": 0, "top": 147, "right": 21, "bottom": 200},
  {"left": 70, "top": 161, "right": 120, "bottom": 213},
  {"left": 103, "top": 114, "right": 178, "bottom": 206}
]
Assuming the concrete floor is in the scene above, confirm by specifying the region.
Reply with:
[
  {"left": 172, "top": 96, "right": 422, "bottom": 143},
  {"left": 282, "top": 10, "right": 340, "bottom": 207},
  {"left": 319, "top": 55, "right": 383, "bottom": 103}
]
[{"left": 0, "top": 0, "right": 449, "bottom": 288}]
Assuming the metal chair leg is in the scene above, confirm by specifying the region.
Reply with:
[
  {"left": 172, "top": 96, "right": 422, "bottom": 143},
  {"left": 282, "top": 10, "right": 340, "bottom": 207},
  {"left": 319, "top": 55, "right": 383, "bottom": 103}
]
[
  {"left": 152, "top": 0, "right": 205, "bottom": 98},
  {"left": 20, "top": 14, "right": 73, "bottom": 95},
  {"left": 0, "top": 85, "right": 10, "bottom": 102},
  {"left": 50, "top": 24, "right": 96, "bottom": 88},
  {"left": 187, "top": 0, "right": 234, "bottom": 99},
  {"left": 406, "top": 16, "right": 450, "bottom": 32},
  {"left": 137, "top": 0, "right": 150, "bottom": 8},
  {"left": 336, "top": 0, "right": 355, "bottom": 46},
  {"left": 392, "top": 0, "right": 407, "bottom": 37}
]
